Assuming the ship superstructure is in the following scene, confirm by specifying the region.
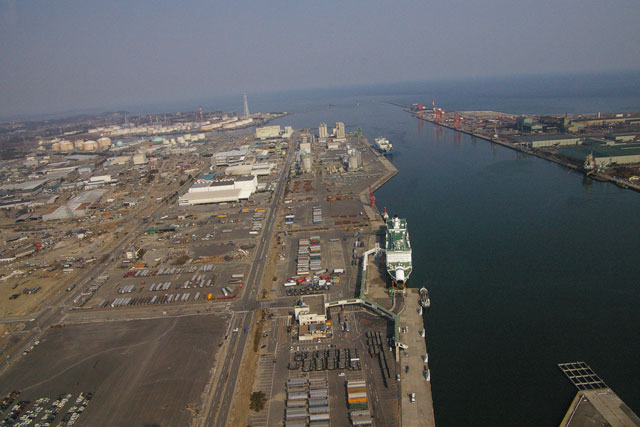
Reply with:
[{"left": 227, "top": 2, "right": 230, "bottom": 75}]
[
  {"left": 384, "top": 213, "right": 412, "bottom": 288},
  {"left": 374, "top": 137, "right": 393, "bottom": 155}
]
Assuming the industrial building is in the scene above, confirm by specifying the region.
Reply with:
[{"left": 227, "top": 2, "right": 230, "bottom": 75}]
[
  {"left": 224, "top": 162, "right": 275, "bottom": 176},
  {"left": 211, "top": 145, "right": 250, "bottom": 167},
  {"left": 558, "top": 143, "right": 640, "bottom": 166},
  {"left": 604, "top": 132, "right": 640, "bottom": 143},
  {"left": 42, "top": 189, "right": 106, "bottom": 221},
  {"left": 515, "top": 116, "right": 543, "bottom": 132},
  {"left": 295, "top": 295, "right": 327, "bottom": 341},
  {"left": 516, "top": 134, "right": 582, "bottom": 148},
  {"left": 300, "top": 153, "right": 313, "bottom": 173},
  {"left": 85, "top": 175, "right": 115, "bottom": 187},
  {"left": 256, "top": 125, "right": 281, "bottom": 140},
  {"left": 178, "top": 175, "right": 257, "bottom": 206},
  {"left": 0, "top": 179, "right": 48, "bottom": 193},
  {"left": 346, "top": 149, "right": 362, "bottom": 171},
  {"left": 132, "top": 154, "right": 148, "bottom": 165}
]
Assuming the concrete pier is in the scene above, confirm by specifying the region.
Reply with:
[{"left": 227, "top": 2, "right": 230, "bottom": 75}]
[{"left": 398, "top": 289, "right": 435, "bottom": 427}]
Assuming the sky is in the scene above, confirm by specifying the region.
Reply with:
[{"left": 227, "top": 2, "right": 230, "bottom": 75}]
[{"left": 1, "top": 0, "right": 639, "bottom": 118}]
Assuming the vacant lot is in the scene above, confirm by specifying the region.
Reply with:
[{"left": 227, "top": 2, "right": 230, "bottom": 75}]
[{"left": 0, "top": 313, "right": 228, "bottom": 426}]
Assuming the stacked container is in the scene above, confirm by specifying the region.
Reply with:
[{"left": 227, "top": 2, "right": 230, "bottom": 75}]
[
  {"left": 312, "top": 206, "right": 323, "bottom": 224},
  {"left": 347, "top": 380, "right": 372, "bottom": 425},
  {"left": 297, "top": 239, "right": 310, "bottom": 275}
]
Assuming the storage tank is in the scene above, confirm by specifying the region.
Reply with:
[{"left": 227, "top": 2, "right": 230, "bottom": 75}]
[
  {"left": 60, "top": 141, "right": 74, "bottom": 152},
  {"left": 83, "top": 141, "right": 98, "bottom": 151},
  {"left": 51, "top": 142, "right": 61, "bottom": 151},
  {"left": 116, "top": 140, "right": 124, "bottom": 147},
  {"left": 97, "top": 137, "right": 112, "bottom": 148},
  {"left": 74, "top": 140, "right": 84, "bottom": 149}
]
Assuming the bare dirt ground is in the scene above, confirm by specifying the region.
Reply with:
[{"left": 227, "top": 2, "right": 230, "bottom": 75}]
[{"left": 0, "top": 313, "right": 228, "bottom": 426}]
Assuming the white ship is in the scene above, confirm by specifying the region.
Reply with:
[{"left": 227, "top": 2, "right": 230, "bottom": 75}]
[{"left": 374, "top": 137, "right": 393, "bottom": 155}]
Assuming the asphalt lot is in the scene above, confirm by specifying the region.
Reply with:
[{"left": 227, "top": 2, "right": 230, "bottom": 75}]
[{"left": 0, "top": 313, "right": 227, "bottom": 426}]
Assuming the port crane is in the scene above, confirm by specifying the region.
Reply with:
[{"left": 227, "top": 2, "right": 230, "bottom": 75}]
[
  {"left": 432, "top": 99, "right": 445, "bottom": 123},
  {"left": 369, "top": 185, "right": 375, "bottom": 208}
]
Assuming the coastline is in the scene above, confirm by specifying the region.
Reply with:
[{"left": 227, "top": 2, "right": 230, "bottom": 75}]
[{"left": 404, "top": 108, "right": 640, "bottom": 193}]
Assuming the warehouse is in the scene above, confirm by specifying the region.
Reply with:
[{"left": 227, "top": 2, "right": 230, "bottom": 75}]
[
  {"left": 516, "top": 134, "right": 582, "bottom": 148},
  {"left": 42, "top": 189, "right": 106, "bottom": 221},
  {"left": 0, "top": 179, "right": 48, "bottom": 193},
  {"left": 559, "top": 143, "right": 640, "bottom": 166},
  {"left": 178, "top": 175, "right": 257, "bottom": 206}
]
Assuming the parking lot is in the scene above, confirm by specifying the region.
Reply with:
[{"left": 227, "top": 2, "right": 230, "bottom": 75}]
[
  {"left": 0, "top": 313, "right": 227, "bottom": 426},
  {"left": 84, "top": 260, "right": 251, "bottom": 310}
]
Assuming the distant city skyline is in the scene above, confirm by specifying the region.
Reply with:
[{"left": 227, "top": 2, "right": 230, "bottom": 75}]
[{"left": 1, "top": 0, "right": 639, "bottom": 117}]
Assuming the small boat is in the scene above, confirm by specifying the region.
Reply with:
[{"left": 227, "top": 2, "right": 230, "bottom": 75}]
[{"left": 419, "top": 287, "right": 430, "bottom": 308}]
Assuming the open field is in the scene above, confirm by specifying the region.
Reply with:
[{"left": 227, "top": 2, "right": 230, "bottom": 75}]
[{"left": 0, "top": 313, "right": 227, "bottom": 426}]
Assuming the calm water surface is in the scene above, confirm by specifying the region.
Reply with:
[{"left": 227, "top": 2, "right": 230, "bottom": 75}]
[{"left": 184, "top": 74, "right": 640, "bottom": 426}]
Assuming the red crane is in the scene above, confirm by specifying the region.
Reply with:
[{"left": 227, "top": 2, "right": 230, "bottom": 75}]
[
  {"left": 369, "top": 185, "right": 375, "bottom": 208},
  {"left": 454, "top": 113, "right": 462, "bottom": 128}
]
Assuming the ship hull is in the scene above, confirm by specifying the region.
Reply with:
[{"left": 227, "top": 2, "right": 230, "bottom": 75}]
[{"left": 385, "top": 216, "right": 412, "bottom": 289}]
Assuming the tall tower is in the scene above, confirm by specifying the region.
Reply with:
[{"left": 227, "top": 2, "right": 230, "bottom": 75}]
[
  {"left": 336, "top": 122, "right": 345, "bottom": 140},
  {"left": 243, "top": 93, "right": 250, "bottom": 118}
]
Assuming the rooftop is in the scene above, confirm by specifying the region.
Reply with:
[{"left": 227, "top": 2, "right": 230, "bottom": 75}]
[
  {"left": 559, "top": 143, "right": 640, "bottom": 160},
  {"left": 301, "top": 295, "right": 325, "bottom": 315},
  {"left": 516, "top": 134, "right": 581, "bottom": 142}
]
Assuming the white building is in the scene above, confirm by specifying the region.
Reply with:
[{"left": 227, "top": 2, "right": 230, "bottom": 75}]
[
  {"left": 178, "top": 175, "right": 257, "bottom": 206},
  {"left": 318, "top": 123, "right": 328, "bottom": 140},
  {"left": 133, "top": 154, "right": 148, "bottom": 165},
  {"left": 85, "top": 175, "right": 114, "bottom": 187},
  {"left": 294, "top": 296, "right": 327, "bottom": 341},
  {"left": 256, "top": 125, "right": 282, "bottom": 139}
]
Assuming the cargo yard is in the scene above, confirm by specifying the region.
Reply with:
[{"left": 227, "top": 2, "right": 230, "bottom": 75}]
[
  {"left": 0, "top": 106, "right": 434, "bottom": 427},
  {"left": 3, "top": 100, "right": 635, "bottom": 425}
]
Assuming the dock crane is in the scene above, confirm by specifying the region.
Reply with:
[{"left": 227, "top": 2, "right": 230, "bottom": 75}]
[{"left": 369, "top": 185, "right": 375, "bottom": 208}]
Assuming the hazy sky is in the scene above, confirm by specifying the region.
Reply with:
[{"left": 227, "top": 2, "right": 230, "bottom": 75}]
[{"left": 1, "top": 0, "right": 639, "bottom": 117}]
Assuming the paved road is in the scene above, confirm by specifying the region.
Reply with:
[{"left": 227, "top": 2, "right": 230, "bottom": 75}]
[{"left": 206, "top": 142, "right": 295, "bottom": 426}]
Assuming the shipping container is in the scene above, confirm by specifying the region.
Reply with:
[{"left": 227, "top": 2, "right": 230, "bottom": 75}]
[{"left": 309, "top": 413, "right": 330, "bottom": 422}]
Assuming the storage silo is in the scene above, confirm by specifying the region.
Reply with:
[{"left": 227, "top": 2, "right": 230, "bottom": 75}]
[
  {"left": 60, "top": 141, "right": 74, "bottom": 151},
  {"left": 97, "top": 137, "right": 112, "bottom": 148},
  {"left": 82, "top": 140, "right": 98, "bottom": 151}
]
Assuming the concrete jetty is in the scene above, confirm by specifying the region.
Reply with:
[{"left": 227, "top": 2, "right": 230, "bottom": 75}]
[
  {"left": 398, "top": 289, "right": 435, "bottom": 427},
  {"left": 558, "top": 362, "right": 640, "bottom": 427}
]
